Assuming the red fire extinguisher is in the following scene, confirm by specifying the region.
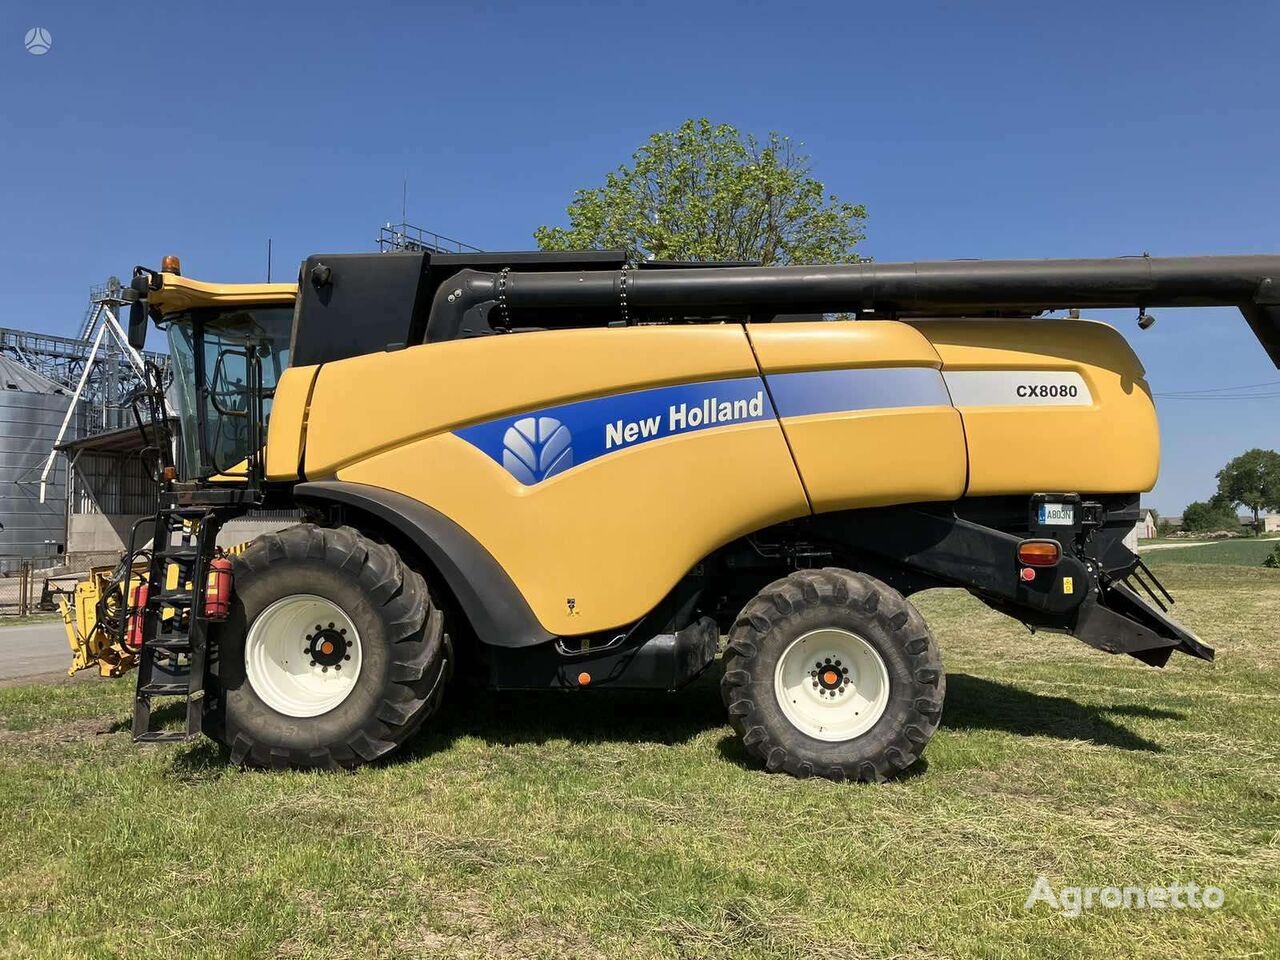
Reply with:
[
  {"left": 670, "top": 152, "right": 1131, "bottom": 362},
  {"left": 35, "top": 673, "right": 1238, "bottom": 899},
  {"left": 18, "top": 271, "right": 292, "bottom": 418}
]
[
  {"left": 126, "top": 580, "right": 149, "bottom": 649},
  {"left": 204, "top": 553, "right": 233, "bottom": 621}
]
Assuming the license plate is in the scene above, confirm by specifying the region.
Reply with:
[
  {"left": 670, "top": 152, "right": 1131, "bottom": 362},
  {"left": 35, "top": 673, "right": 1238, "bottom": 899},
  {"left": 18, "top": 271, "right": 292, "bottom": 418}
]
[{"left": 1038, "top": 502, "right": 1075, "bottom": 526}]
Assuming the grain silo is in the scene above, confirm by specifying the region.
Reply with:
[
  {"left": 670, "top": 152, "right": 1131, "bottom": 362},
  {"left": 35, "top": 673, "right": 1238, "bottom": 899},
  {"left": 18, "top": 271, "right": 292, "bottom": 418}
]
[{"left": 0, "top": 355, "right": 74, "bottom": 568}]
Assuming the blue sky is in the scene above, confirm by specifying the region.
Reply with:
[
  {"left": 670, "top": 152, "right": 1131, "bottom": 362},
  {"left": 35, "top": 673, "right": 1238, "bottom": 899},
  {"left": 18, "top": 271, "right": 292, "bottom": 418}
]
[{"left": 1, "top": 0, "right": 1276, "bottom": 512}]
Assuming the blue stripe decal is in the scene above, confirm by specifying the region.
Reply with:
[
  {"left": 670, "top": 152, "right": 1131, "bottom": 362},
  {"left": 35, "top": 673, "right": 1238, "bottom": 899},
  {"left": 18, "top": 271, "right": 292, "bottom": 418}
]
[
  {"left": 767, "top": 366, "right": 951, "bottom": 418},
  {"left": 454, "top": 366, "right": 950, "bottom": 485},
  {"left": 455, "top": 376, "right": 772, "bottom": 485}
]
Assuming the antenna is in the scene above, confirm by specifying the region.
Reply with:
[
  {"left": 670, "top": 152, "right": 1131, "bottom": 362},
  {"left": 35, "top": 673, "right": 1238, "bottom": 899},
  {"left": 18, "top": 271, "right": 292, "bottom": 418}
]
[
  {"left": 267, "top": 238, "right": 273, "bottom": 282},
  {"left": 402, "top": 177, "right": 408, "bottom": 224}
]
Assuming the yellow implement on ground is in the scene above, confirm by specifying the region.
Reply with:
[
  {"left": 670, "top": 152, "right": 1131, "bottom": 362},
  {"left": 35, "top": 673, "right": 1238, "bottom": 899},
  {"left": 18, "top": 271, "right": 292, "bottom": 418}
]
[{"left": 60, "top": 562, "right": 146, "bottom": 678}]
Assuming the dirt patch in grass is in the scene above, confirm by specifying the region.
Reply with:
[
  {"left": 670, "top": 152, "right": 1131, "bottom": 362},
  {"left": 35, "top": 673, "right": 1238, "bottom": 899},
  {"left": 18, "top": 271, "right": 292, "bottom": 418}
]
[{"left": 0, "top": 712, "right": 119, "bottom": 746}]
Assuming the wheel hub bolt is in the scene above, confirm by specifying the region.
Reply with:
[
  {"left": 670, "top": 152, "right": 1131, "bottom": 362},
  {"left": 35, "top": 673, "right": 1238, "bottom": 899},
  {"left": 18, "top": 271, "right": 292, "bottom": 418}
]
[
  {"left": 307, "top": 626, "right": 350, "bottom": 668},
  {"left": 815, "top": 659, "right": 846, "bottom": 693}
]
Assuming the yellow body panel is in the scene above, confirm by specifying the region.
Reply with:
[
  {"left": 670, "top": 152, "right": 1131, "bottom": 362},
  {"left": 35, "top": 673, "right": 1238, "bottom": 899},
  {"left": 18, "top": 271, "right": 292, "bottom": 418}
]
[
  {"left": 747, "top": 322, "right": 968, "bottom": 510},
  {"left": 747, "top": 320, "right": 945, "bottom": 371},
  {"left": 303, "top": 325, "right": 808, "bottom": 633},
  {"left": 913, "top": 319, "right": 1159, "bottom": 495},
  {"left": 338, "top": 426, "right": 807, "bottom": 634},
  {"left": 228, "top": 308, "right": 1158, "bottom": 638},
  {"left": 206, "top": 459, "right": 252, "bottom": 484},
  {"left": 266, "top": 365, "right": 320, "bottom": 481},
  {"left": 148, "top": 272, "right": 297, "bottom": 313},
  {"left": 304, "top": 326, "right": 764, "bottom": 477},
  {"left": 781, "top": 408, "right": 968, "bottom": 510}
]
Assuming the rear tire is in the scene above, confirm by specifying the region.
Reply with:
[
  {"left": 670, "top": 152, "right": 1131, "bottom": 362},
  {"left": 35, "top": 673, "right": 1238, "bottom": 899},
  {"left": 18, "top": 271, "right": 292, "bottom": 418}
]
[
  {"left": 720, "top": 568, "right": 944, "bottom": 782},
  {"left": 206, "top": 523, "right": 448, "bottom": 770}
]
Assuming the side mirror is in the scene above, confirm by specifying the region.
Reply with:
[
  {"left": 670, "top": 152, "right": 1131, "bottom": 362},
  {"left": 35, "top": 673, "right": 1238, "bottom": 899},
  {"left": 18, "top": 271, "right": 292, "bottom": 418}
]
[{"left": 127, "top": 299, "right": 148, "bottom": 351}]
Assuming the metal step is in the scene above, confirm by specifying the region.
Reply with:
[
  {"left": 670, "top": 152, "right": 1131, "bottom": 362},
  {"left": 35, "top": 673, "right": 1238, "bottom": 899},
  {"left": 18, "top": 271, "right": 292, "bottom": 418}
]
[
  {"left": 169, "top": 507, "right": 215, "bottom": 519},
  {"left": 134, "top": 731, "right": 194, "bottom": 744},
  {"left": 157, "top": 547, "right": 200, "bottom": 561},
  {"left": 138, "top": 682, "right": 191, "bottom": 696},
  {"left": 144, "top": 637, "right": 192, "bottom": 652}
]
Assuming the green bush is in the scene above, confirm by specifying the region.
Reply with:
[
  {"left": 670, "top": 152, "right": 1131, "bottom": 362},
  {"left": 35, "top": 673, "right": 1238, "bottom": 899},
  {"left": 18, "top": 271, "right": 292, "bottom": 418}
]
[
  {"left": 1264, "top": 543, "right": 1280, "bottom": 568},
  {"left": 1182, "top": 499, "right": 1242, "bottom": 533}
]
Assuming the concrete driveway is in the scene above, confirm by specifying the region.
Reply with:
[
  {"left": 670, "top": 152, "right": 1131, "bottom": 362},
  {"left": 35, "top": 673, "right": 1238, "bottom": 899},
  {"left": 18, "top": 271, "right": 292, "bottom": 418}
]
[{"left": 0, "top": 620, "right": 75, "bottom": 681}]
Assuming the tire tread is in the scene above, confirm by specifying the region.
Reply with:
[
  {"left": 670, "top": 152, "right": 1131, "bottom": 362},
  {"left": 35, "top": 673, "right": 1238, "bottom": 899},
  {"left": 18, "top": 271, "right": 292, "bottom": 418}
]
[
  {"left": 215, "top": 523, "right": 448, "bottom": 770},
  {"left": 720, "top": 567, "right": 945, "bottom": 783}
]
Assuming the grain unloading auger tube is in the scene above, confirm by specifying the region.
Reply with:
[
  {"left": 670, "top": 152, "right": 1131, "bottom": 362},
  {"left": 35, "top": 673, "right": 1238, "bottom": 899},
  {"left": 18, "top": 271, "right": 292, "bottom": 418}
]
[
  {"left": 84, "top": 248, "right": 1276, "bottom": 780},
  {"left": 394, "top": 252, "right": 1280, "bottom": 364}
]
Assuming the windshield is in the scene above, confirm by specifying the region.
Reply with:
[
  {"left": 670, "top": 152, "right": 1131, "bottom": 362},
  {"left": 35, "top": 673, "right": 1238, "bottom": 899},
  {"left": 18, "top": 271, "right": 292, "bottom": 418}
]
[{"left": 166, "top": 305, "right": 294, "bottom": 479}]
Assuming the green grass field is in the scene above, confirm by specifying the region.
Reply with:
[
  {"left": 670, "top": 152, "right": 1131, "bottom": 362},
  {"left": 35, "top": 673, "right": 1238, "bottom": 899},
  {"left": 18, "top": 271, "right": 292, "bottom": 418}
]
[
  {"left": 1, "top": 563, "right": 1277, "bottom": 959},
  {"left": 1144, "top": 538, "right": 1280, "bottom": 567}
]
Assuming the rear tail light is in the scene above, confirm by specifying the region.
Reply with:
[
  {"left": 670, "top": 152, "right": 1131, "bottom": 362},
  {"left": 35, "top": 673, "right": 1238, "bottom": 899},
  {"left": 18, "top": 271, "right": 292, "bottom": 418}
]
[
  {"left": 204, "top": 554, "right": 233, "bottom": 621},
  {"left": 1018, "top": 539, "right": 1061, "bottom": 567},
  {"left": 126, "top": 581, "right": 149, "bottom": 648}
]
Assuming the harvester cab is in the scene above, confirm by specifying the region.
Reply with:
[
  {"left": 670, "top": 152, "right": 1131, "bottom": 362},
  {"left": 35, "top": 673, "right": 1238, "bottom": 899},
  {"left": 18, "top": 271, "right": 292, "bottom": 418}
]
[
  {"left": 74, "top": 248, "right": 1279, "bottom": 781},
  {"left": 126, "top": 259, "right": 295, "bottom": 485}
]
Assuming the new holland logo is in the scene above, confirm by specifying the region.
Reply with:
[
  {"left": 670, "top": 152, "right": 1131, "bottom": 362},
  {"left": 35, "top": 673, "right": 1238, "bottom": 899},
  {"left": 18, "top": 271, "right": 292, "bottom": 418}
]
[
  {"left": 502, "top": 416, "right": 574, "bottom": 484},
  {"left": 456, "top": 369, "right": 951, "bottom": 486}
]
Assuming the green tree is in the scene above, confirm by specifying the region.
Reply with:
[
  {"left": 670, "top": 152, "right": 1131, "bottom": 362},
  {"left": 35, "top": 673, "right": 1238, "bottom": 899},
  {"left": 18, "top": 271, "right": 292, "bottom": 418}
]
[
  {"left": 1181, "top": 500, "right": 1241, "bottom": 534},
  {"left": 1215, "top": 449, "right": 1280, "bottom": 534},
  {"left": 535, "top": 118, "right": 867, "bottom": 265}
]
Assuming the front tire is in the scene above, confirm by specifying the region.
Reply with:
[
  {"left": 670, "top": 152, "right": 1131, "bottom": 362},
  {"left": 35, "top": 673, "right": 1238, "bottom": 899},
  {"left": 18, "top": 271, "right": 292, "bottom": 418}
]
[
  {"left": 207, "top": 524, "right": 448, "bottom": 770},
  {"left": 720, "top": 568, "right": 944, "bottom": 782}
]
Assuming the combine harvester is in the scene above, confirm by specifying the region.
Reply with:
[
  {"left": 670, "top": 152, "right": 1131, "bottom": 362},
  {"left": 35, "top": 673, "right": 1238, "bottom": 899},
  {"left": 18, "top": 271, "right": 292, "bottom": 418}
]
[{"left": 62, "top": 249, "right": 1279, "bottom": 781}]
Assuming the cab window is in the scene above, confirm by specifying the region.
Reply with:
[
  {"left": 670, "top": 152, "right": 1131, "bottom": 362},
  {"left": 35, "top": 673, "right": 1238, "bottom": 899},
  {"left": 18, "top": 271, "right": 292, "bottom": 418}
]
[{"left": 166, "top": 306, "right": 293, "bottom": 478}]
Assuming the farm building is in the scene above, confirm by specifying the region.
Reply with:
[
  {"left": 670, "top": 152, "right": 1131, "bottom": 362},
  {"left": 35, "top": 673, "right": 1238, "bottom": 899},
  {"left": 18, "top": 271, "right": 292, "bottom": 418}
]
[
  {"left": 0, "top": 318, "right": 167, "bottom": 574},
  {"left": 0, "top": 354, "right": 76, "bottom": 569},
  {"left": 58, "top": 418, "right": 295, "bottom": 558},
  {"left": 1135, "top": 509, "right": 1158, "bottom": 539}
]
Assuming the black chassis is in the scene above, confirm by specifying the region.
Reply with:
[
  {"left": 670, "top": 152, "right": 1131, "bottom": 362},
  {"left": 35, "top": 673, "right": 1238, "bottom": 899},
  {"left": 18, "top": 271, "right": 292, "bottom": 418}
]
[
  {"left": 293, "top": 482, "right": 1211, "bottom": 694},
  {"left": 701, "top": 493, "right": 1211, "bottom": 670}
]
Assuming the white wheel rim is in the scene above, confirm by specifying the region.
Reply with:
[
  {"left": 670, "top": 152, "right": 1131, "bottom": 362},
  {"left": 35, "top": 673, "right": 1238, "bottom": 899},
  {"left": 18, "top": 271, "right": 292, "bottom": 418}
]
[
  {"left": 774, "top": 628, "right": 890, "bottom": 741},
  {"left": 244, "top": 594, "right": 362, "bottom": 718}
]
